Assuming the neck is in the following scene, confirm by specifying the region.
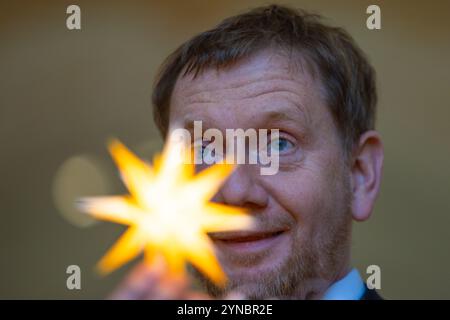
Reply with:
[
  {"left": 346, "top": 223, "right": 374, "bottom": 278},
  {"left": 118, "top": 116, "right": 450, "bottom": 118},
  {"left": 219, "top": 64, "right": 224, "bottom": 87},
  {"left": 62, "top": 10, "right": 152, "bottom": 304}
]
[{"left": 294, "top": 251, "right": 352, "bottom": 300}]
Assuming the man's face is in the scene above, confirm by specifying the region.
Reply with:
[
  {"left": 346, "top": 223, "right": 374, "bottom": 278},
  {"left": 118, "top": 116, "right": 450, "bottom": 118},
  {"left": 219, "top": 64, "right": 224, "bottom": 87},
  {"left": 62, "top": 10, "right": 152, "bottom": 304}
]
[{"left": 169, "top": 50, "right": 353, "bottom": 299}]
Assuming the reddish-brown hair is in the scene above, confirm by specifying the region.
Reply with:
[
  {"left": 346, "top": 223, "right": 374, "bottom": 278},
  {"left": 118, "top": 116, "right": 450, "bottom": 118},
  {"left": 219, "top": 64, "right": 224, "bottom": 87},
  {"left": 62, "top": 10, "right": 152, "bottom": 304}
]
[{"left": 152, "top": 4, "right": 377, "bottom": 152}]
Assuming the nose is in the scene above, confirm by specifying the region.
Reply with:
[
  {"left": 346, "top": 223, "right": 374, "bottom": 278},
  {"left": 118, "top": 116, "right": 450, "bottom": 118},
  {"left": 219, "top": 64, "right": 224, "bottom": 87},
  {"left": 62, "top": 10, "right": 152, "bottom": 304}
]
[{"left": 213, "top": 165, "right": 269, "bottom": 210}]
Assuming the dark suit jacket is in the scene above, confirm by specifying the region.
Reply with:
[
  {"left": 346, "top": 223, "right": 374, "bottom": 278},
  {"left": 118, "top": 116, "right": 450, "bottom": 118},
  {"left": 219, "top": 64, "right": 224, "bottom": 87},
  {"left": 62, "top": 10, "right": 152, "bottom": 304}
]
[{"left": 361, "top": 287, "right": 383, "bottom": 300}]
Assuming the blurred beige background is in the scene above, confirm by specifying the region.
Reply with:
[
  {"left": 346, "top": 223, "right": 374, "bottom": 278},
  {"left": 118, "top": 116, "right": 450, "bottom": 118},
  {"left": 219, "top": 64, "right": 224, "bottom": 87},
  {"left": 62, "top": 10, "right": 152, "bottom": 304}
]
[{"left": 1, "top": 0, "right": 449, "bottom": 299}]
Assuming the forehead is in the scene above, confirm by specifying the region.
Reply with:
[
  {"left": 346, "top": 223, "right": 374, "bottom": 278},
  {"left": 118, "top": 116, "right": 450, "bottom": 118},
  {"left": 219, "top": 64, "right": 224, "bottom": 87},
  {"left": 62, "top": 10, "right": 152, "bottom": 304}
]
[{"left": 170, "top": 49, "right": 326, "bottom": 128}]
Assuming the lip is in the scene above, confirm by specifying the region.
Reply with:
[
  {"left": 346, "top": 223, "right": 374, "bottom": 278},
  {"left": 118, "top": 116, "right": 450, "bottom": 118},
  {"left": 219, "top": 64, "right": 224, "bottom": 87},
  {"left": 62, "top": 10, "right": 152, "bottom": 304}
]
[{"left": 209, "top": 229, "right": 288, "bottom": 255}]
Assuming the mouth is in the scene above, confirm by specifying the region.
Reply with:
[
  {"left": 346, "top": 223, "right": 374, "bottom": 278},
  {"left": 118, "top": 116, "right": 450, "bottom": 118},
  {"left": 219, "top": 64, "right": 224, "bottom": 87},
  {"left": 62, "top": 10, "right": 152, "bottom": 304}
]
[{"left": 208, "top": 229, "right": 288, "bottom": 254}]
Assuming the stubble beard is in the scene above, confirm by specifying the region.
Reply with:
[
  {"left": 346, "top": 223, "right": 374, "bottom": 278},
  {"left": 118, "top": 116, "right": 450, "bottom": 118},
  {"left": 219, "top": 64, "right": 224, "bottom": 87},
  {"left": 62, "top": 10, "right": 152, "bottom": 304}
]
[{"left": 192, "top": 171, "right": 353, "bottom": 299}]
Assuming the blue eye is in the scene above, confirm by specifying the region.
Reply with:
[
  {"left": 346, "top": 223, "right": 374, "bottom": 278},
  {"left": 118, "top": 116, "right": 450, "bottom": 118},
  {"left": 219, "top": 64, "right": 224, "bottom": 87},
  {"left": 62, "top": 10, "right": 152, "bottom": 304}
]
[
  {"left": 270, "top": 137, "right": 294, "bottom": 154},
  {"left": 199, "top": 144, "right": 223, "bottom": 164},
  {"left": 195, "top": 145, "right": 210, "bottom": 160},
  {"left": 201, "top": 145, "right": 213, "bottom": 158}
]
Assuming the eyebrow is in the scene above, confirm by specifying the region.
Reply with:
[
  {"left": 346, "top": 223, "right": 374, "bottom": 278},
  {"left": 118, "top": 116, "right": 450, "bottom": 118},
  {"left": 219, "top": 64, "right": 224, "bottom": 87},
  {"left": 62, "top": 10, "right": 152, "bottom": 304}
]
[
  {"left": 182, "top": 117, "right": 210, "bottom": 132},
  {"left": 260, "top": 102, "right": 311, "bottom": 127},
  {"left": 263, "top": 110, "right": 300, "bottom": 124},
  {"left": 181, "top": 111, "right": 308, "bottom": 137},
  {"left": 180, "top": 97, "right": 311, "bottom": 132}
]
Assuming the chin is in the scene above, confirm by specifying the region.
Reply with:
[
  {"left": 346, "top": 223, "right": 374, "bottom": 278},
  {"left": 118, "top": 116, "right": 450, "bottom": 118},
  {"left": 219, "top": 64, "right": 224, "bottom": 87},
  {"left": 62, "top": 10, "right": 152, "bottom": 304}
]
[{"left": 213, "top": 250, "right": 300, "bottom": 299}]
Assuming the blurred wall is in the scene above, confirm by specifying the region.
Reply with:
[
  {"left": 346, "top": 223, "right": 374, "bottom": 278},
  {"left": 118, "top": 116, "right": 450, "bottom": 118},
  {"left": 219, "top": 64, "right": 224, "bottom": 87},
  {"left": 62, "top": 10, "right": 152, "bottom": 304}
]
[{"left": 1, "top": 0, "right": 449, "bottom": 299}]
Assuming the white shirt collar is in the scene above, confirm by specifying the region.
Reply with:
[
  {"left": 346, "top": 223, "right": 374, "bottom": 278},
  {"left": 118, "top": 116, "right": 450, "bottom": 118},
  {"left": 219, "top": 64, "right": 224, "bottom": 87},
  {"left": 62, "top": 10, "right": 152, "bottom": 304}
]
[{"left": 322, "top": 268, "right": 366, "bottom": 300}]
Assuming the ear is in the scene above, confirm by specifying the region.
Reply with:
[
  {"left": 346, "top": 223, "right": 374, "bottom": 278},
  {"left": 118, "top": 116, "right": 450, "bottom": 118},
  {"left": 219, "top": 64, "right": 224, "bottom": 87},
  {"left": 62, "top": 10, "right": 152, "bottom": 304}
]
[{"left": 350, "top": 130, "right": 384, "bottom": 222}]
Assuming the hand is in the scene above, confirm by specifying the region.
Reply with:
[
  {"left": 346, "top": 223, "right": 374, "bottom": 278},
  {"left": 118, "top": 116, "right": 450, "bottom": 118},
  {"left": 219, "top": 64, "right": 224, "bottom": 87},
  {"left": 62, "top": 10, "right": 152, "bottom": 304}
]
[{"left": 109, "top": 260, "right": 210, "bottom": 300}]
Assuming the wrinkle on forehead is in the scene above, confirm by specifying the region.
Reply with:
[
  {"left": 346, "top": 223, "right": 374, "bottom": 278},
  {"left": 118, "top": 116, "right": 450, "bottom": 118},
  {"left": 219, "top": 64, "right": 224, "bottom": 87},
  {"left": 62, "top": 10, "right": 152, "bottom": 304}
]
[
  {"left": 172, "top": 49, "right": 319, "bottom": 104},
  {"left": 170, "top": 49, "right": 325, "bottom": 131}
]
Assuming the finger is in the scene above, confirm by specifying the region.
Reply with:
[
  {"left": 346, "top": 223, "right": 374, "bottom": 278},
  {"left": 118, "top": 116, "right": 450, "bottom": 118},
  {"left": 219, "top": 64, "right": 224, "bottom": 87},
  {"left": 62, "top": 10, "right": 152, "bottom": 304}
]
[
  {"left": 109, "top": 263, "right": 162, "bottom": 300},
  {"left": 185, "top": 291, "right": 211, "bottom": 300},
  {"left": 144, "top": 271, "right": 189, "bottom": 299},
  {"left": 224, "top": 291, "right": 246, "bottom": 300}
]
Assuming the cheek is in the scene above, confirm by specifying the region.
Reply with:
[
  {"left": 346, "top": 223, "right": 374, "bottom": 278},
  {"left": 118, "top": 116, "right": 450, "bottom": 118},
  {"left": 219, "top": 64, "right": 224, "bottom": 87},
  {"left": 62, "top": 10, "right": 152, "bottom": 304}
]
[
  {"left": 264, "top": 171, "right": 324, "bottom": 228},
  {"left": 263, "top": 164, "right": 347, "bottom": 241}
]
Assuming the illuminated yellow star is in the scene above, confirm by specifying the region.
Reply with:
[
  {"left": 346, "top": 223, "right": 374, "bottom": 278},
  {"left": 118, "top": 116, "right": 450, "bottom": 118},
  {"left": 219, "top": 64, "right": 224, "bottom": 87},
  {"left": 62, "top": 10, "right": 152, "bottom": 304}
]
[{"left": 77, "top": 132, "right": 253, "bottom": 286}]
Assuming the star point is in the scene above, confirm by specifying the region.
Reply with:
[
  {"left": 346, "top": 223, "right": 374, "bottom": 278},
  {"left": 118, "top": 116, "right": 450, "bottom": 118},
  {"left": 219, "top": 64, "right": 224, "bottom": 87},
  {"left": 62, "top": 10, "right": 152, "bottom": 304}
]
[{"left": 77, "top": 132, "right": 254, "bottom": 286}]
